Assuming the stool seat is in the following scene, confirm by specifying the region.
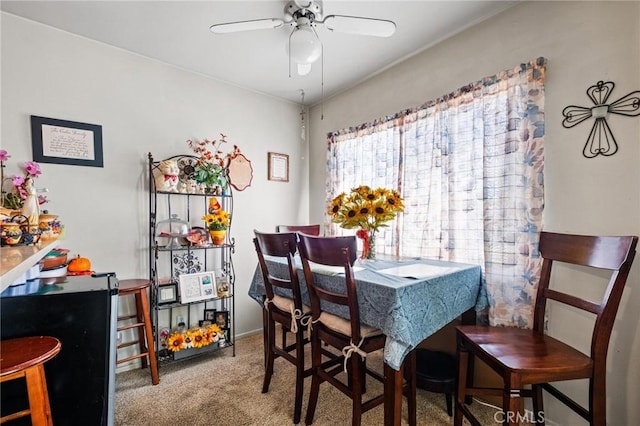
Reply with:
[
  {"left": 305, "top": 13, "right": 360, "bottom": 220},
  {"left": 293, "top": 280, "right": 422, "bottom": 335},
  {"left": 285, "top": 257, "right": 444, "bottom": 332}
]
[
  {"left": 116, "top": 279, "right": 159, "bottom": 385},
  {"left": 118, "top": 278, "right": 151, "bottom": 293},
  {"left": 1, "top": 336, "right": 61, "bottom": 425},
  {"left": 414, "top": 349, "right": 456, "bottom": 416}
]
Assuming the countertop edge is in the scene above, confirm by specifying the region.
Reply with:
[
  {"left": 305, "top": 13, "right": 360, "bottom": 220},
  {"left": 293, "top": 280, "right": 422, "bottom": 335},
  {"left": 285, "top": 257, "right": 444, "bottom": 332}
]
[{"left": 0, "top": 241, "right": 59, "bottom": 293}]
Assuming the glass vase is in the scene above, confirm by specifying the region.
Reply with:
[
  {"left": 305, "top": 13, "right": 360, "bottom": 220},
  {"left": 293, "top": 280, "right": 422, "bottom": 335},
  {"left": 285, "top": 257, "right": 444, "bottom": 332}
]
[{"left": 359, "top": 229, "right": 376, "bottom": 260}]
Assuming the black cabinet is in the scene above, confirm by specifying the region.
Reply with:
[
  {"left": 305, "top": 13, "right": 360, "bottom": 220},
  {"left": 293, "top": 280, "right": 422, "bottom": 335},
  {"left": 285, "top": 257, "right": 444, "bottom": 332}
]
[{"left": 1, "top": 275, "right": 118, "bottom": 426}]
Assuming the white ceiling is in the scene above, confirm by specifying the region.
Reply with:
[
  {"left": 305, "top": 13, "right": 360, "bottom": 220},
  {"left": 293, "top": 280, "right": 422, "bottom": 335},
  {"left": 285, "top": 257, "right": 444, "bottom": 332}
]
[{"left": 1, "top": 1, "right": 517, "bottom": 106}]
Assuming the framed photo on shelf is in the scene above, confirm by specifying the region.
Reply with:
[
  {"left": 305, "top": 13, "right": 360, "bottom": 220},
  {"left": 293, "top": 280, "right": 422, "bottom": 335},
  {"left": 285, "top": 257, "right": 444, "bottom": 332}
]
[
  {"left": 30, "top": 115, "right": 104, "bottom": 168},
  {"left": 215, "top": 310, "right": 229, "bottom": 328},
  {"left": 203, "top": 309, "right": 216, "bottom": 322},
  {"left": 220, "top": 328, "right": 231, "bottom": 346},
  {"left": 178, "top": 271, "right": 217, "bottom": 304},
  {"left": 157, "top": 282, "right": 178, "bottom": 305},
  {"left": 199, "top": 320, "right": 212, "bottom": 327},
  {"left": 267, "top": 152, "right": 289, "bottom": 182}
]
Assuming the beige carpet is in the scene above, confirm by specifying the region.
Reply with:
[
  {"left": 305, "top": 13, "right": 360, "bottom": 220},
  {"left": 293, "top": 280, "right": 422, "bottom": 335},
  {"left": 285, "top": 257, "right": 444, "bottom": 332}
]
[{"left": 115, "top": 332, "right": 499, "bottom": 425}]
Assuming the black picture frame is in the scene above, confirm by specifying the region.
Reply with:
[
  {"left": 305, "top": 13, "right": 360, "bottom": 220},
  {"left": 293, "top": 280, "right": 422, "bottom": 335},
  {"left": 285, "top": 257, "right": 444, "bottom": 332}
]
[
  {"left": 215, "top": 310, "right": 229, "bottom": 328},
  {"left": 203, "top": 309, "right": 216, "bottom": 322},
  {"left": 30, "top": 115, "right": 104, "bottom": 167},
  {"left": 157, "top": 282, "right": 178, "bottom": 305}
]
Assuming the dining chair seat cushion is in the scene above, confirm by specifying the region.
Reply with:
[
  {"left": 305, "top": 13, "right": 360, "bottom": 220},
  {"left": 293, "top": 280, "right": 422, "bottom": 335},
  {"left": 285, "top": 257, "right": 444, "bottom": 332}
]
[
  {"left": 272, "top": 295, "right": 311, "bottom": 315},
  {"left": 319, "top": 311, "right": 382, "bottom": 339}
]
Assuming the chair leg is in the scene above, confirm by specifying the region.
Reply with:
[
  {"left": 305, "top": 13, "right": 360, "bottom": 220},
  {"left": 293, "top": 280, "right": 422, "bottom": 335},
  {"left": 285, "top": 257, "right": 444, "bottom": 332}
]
[
  {"left": 292, "top": 327, "right": 305, "bottom": 425},
  {"left": 138, "top": 288, "right": 159, "bottom": 385},
  {"left": 591, "top": 375, "right": 606, "bottom": 426},
  {"left": 304, "top": 334, "right": 322, "bottom": 425},
  {"left": 134, "top": 291, "right": 149, "bottom": 369},
  {"left": 262, "top": 307, "right": 269, "bottom": 368},
  {"left": 25, "top": 365, "right": 54, "bottom": 426},
  {"left": 262, "top": 315, "right": 275, "bottom": 394},
  {"left": 532, "top": 384, "right": 544, "bottom": 425},
  {"left": 503, "top": 383, "right": 522, "bottom": 426},
  {"left": 351, "top": 354, "right": 363, "bottom": 426},
  {"left": 454, "top": 348, "right": 469, "bottom": 426}
]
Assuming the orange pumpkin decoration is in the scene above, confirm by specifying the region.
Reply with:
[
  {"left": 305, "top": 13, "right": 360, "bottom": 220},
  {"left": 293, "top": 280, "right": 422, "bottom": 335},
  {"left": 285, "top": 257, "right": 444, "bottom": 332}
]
[{"left": 68, "top": 255, "right": 91, "bottom": 272}]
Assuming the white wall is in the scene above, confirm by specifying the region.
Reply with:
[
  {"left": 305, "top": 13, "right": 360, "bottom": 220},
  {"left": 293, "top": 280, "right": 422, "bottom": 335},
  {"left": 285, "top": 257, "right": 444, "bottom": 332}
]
[
  {"left": 308, "top": 1, "right": 640, "bottom": 425},
  {"left": 1, "top": 13, "right": 309, "bottom": 341}
]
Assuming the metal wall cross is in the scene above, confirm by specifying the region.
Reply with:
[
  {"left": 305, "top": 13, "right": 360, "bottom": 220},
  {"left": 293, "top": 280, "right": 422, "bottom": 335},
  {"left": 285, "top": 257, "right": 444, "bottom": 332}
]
[{"left": 562, "top": 81, "right": 639, "bottom": 158}]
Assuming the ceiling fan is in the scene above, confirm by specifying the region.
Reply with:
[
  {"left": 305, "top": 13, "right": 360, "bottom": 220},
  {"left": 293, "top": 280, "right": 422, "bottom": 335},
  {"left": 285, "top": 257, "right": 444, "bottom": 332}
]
[{"left": 209, "top": 0, "right": 396, "bottom": 76}]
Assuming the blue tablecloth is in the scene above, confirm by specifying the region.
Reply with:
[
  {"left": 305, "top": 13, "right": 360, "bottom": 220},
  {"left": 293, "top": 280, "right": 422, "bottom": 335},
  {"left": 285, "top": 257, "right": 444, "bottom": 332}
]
[{"left": 248, "top": 256, "right": 486, "bottom": 370}]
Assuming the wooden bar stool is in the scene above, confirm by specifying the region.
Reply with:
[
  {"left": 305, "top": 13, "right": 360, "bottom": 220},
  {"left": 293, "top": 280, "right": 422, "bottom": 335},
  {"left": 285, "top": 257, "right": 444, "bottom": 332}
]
[
  {"left": 0, "top": 336, "right": 61, "bottom": 425},
  {"left": 116, "top": 279, "right": 159, "bottom": 385}
]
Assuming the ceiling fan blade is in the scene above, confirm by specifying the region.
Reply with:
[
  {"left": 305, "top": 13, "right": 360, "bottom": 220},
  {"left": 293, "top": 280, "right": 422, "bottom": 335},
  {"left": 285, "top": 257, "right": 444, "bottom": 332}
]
[
  {"left": 322, "top": 15, "right": 396, "bottom": 37},
  {"left": 209, "top": 18, "right": 284, "bottom": 34}
]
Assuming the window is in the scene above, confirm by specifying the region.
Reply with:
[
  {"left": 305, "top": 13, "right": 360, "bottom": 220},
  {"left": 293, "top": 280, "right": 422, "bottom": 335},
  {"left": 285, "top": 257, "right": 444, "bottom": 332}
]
[{"left": 326, "top": 58, "right": 547, "bottom": 327}]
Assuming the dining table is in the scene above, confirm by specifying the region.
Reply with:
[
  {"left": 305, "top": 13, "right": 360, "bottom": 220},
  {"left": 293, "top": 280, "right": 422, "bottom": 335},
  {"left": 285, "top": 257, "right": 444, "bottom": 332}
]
[{"left": 248, "top": 254, "right": 487, "bottom": 425}]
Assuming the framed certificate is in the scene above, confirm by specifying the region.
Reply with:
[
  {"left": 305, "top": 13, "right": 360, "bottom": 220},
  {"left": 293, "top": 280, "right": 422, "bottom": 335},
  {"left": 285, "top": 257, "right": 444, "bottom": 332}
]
[{"left": 268, "top": 152, "right": 289, "bottom": 182}]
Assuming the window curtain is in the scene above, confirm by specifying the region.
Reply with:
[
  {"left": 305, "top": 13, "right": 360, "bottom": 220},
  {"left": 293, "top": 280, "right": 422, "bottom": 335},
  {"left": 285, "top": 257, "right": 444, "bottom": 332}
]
[{"left": 326, "top": 58, "right": 546, "bottom": 327}]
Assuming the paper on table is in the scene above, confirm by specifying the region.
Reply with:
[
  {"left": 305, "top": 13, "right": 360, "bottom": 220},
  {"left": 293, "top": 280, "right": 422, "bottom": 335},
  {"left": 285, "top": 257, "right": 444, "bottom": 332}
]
[
  {"left": 377, "top": 263, "right": 459, "bottom": 279},
  {"left": 309, "top": 263, "right": 364, "bottom": 276}
]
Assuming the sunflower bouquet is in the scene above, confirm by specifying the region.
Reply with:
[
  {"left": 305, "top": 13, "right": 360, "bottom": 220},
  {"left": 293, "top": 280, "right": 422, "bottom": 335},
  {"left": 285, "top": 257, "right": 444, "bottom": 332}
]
[
  {"left": 328, "top": 186, "right": 404, "bottom": 231},
  {"left": 328, "top": 186, "right": 404, "bottom": 259},
  {"left": 166, "top": 323, "right": 224, "bottom": 352},
  {"left": 202, "top": 209, "right": 231, "bottom": 231}
]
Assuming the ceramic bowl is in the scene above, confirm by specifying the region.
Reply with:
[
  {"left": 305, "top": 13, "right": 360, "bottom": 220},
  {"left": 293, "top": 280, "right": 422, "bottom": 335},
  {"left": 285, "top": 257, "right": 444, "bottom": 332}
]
[{"left": 42, "top": 251, "right": 68, "bottom": 270}]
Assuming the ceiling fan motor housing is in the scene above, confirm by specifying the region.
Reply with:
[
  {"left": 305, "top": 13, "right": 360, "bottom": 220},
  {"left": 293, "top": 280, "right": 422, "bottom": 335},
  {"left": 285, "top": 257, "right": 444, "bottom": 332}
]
[{"left": 285, "top": 0, "right": 323, "bottom": 24}]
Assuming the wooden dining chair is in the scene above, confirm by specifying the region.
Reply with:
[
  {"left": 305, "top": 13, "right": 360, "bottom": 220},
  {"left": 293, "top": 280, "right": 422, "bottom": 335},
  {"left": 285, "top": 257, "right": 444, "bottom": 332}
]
[
  {"left": 454, "top": 232, "right": 638, "bottom": 426},
  {"left": 297, "top": 233, "right": 417, "bottom": 426},
  {"left": 252, "top": 230, "right": 312, "bottom": 424},
  {"left": 276, "top": 224, "right": 321, "bottom": 236}
]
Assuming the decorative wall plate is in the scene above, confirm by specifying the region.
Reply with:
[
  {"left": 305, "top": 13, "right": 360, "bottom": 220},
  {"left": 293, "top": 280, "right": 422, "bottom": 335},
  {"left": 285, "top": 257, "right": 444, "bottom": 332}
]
[{"left": 227, "top": 153, "right": 253, "bottom": 191}]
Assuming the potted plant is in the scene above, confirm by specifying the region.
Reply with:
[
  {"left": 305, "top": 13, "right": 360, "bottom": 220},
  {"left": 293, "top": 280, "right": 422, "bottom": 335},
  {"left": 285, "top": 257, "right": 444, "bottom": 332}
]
[
  {"left": 186, "top": 134, "right": 236, "bottom": 194},
  {"left": 202, "top": 203, "right": 231, "bottom": 245}
]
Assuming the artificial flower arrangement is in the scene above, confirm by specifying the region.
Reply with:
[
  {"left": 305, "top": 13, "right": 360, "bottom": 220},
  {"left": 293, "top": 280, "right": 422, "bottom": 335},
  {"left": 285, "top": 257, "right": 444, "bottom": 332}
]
[
  {"left": 0, "top": 149, "right": 48, "bottom": 210},
  {"left": 202, "top": 198, "right": 231, "bottom": 231},
  {"left": 166, "top": 323, "right": 224, "bottom": 352},
  {"left": 186, "top": 134, "right": 242, "bottom": 190},
  {"left": 328, "top": 185, "right": 404, "bottom": 259}
]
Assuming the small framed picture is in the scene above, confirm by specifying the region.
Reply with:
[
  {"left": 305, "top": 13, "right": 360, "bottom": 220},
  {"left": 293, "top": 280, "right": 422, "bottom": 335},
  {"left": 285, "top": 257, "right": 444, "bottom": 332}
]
[
  {"left": 268, "top": 152, "right": 289, "bottom": 182},
  {"left": 178, "top": 271, "right": 217, "bottom": 304},
  {"left": 203, "top": 309, "right": 216, "bottom": 322},
  {"left": 219, "top": 328, "right": 231, "bottom": 347},
  {"left": 215, "top": 310, "right": 229, "bottom": 328},
  {"left": 157, "top": 282, "right": 178, "bottom": 305},
  {"left": 199, "top": 320, "right": 212, "bottom": 327}
]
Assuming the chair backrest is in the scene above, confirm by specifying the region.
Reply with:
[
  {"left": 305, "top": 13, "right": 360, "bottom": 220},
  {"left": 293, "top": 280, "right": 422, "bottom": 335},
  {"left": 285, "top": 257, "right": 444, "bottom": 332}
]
[
  {"left": 534, "top": 232, "right": 637, "bottom": 361},
  {"left": 297, "top": 234, "right": 363, "bottom": 340},
  {"left": 276, "top": 224, "right": 321, "bottom": 236},
  {"left": 253, "top": 230, "right": 304, "bottom": 310}
]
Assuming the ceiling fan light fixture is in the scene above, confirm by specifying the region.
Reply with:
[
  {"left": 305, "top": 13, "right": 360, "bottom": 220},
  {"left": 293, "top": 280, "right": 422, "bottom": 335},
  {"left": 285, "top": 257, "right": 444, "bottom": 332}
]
[
  {"left": 296, "top": 63, "right": 312, "bottom": 76},
  {"left": 289, "top": 19, "right": 322, "bottom": 65}
]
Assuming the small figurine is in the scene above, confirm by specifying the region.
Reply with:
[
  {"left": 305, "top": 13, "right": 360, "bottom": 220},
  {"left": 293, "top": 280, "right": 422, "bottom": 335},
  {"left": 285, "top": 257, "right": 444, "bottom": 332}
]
[
  {"left": 208, "top": 197, "right": 221, "bottom": 213},
  {"left": 20, "top": 177, "right": 40, "bottom": 228},
  {"left": 154, "top": 160, "right": 179, "bottom": 192}
]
